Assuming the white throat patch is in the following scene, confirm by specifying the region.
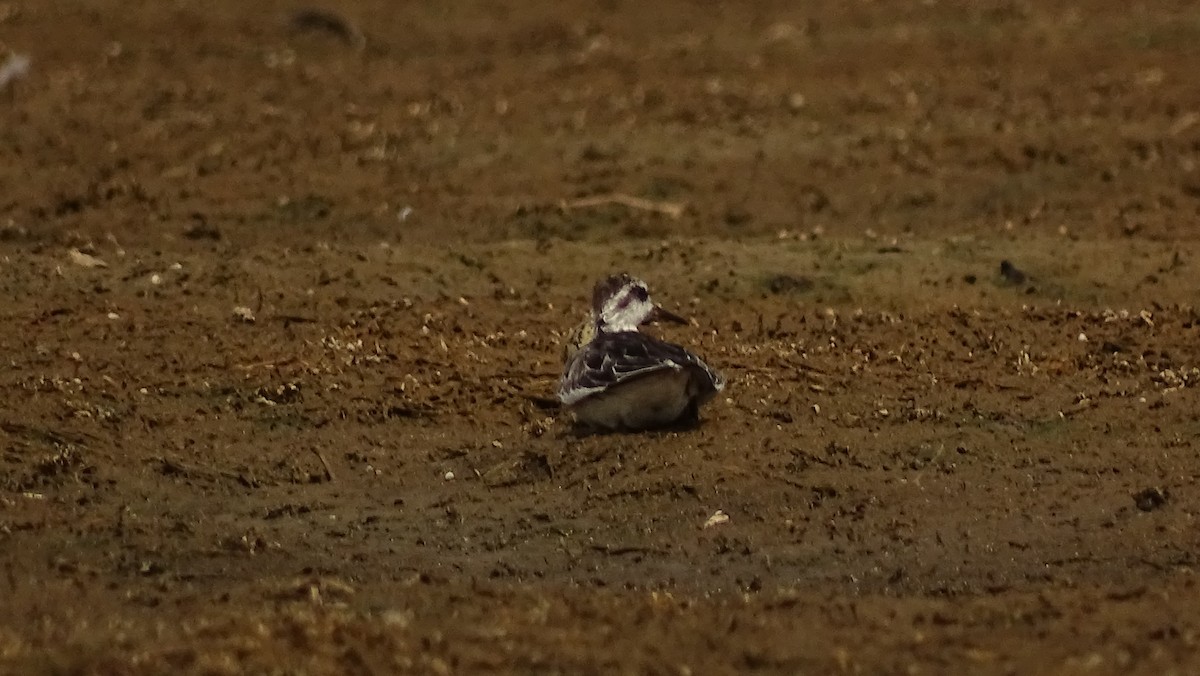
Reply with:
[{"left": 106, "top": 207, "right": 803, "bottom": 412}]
[{"left": 598, "top": 282, "right": 655, "bottom": 332}]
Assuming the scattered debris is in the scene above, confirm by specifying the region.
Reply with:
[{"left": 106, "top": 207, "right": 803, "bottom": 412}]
[
  {"left": 0, "top": 52, "right": 30, "bottom": 91},
  {"left": 183, "top": 218, "right": 221, "bottom": 241},
  {"left": 481, "top": 450, "right": 554, "bottom": 488},
  {"left": 232, "top": 306, "right": 256, "bottom": 323},
  {"left": 67, "top": 248, "right": 107, "bottom": 268},
  {"left": 154, "top": 456, "right": 260, "bottom": 488},
  {"left": 290, "top": 8, "right": 365, "bottom": 47},
  {"left": 275, "top": 576, "right": 356, "bottom": 605},
  {"left": 0, "top": 220, "right": 29, "bottom": 240},
  {"left": 1133, "top": 487, "right": 1169, "bottom": 512},
  {"left": 312, "top": 449, "right": 335, "bottom": 482},
  {"left": 587, "top": 544, "right": 663, "bottom": 557},
  {"left": 105, "top": 232, "right": 126, "bottom": 257},
  {"left": 998, "top": 260, "right": 1027, "bottom": 285},
  {"left": 380, "top": 608, "right": 413, "bottom": 628},
  {"left": 765, "top": 274, "right": 814, "bottom": 295},
  {"left": 443, "top": 471, "right": 455, "bottom": 481},
  {"left": 560, "top": 193, "right": 685, "bottom": 219},
  {"left": 702, "top": 510, "right": 730, "bottom": 529},
  {"left": 254, "top": 382, "right": 302, "bottom": 405}
]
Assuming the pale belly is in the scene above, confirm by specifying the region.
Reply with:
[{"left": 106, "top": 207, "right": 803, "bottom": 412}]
[{"left": 570, "top": 369, "right": 694, "bottom": 431}]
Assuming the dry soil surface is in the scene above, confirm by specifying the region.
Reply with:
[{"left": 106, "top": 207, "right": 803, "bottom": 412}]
[{"left": 3, "top": 1, "right": 1200, "bottom": 674}]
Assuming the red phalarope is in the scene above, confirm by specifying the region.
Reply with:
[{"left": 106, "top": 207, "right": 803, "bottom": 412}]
[{"left": 558, "top": 274, "right": 725, "bottom": 431}]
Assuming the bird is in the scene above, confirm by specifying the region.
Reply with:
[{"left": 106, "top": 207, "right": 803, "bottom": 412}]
[{"left": 558, "top": 273, "right": 725, "bottom": 431}]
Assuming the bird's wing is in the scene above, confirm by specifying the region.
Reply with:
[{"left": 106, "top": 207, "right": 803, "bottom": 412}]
[{"left": 558, "top": 332, "right": 719, "bottom": 406}]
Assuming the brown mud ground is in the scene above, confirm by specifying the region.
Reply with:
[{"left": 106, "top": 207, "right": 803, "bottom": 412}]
[{"left": 3, "top": 1, "right": 1200, "bottom": 673}]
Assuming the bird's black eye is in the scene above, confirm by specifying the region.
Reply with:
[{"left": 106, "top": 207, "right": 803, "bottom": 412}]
[{"left": 631, "top": 286, "right": 649, "bottom": 302}]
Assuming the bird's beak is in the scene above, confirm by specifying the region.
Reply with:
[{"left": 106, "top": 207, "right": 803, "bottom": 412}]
[{"left": 644, "top": 305, "right": 689, "bottom": 325}]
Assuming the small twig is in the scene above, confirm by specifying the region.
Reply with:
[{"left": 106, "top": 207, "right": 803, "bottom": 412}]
[
  {"left": 587, "top": 544, "right": 665, "bottom": 557},
  {"left": 724, "top": 364, "right": 776, "bottom": 374},
  {"left": 272, "top": 315, "right": 318, "bottom": 324},
  {"left": 560, "top": 193, "right": 685, "bottom": 219},
  {"left": 234, "top": 357, "right": 300, "bottom": 371},
  {"left": 502, "top": 371, "right": 560, "bottom": 380},
  {"left": 770, "top": 473, "right": 810, "bottom": 491},
  {"left": 1, "top": 421, "right": 93, "bottom": 447},
  {"left": 312, "top": 449, "right": 335, "bottom": 482},
  {"left": 1061, "top": 399, "right": 1100, "bottom": 418},
  {"left": 154, "top": 456, "right": 259, "bottom": 487}
]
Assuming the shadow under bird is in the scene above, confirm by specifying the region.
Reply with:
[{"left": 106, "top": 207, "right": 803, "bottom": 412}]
[{"left": 558, "top": 274, "right": 725, "bottom": 432}]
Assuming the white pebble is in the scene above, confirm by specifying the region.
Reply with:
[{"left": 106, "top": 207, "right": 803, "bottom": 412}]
[{"left": 703, "top": 510, "right": 730, "bottom": 529}]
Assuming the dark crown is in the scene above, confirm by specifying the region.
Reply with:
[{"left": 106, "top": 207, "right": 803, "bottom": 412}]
[{"left": 590, "top": 273, "right": 646, "bottom": 313}]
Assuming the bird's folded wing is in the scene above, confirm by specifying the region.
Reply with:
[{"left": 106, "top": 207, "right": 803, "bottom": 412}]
[{"left": 558, "top": 333, "right": 691, "bottom": 406}]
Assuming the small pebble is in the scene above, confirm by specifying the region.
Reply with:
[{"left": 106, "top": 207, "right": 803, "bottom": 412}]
[{"left": 703, "top": 510, "right": 730, "bottom": 529}]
